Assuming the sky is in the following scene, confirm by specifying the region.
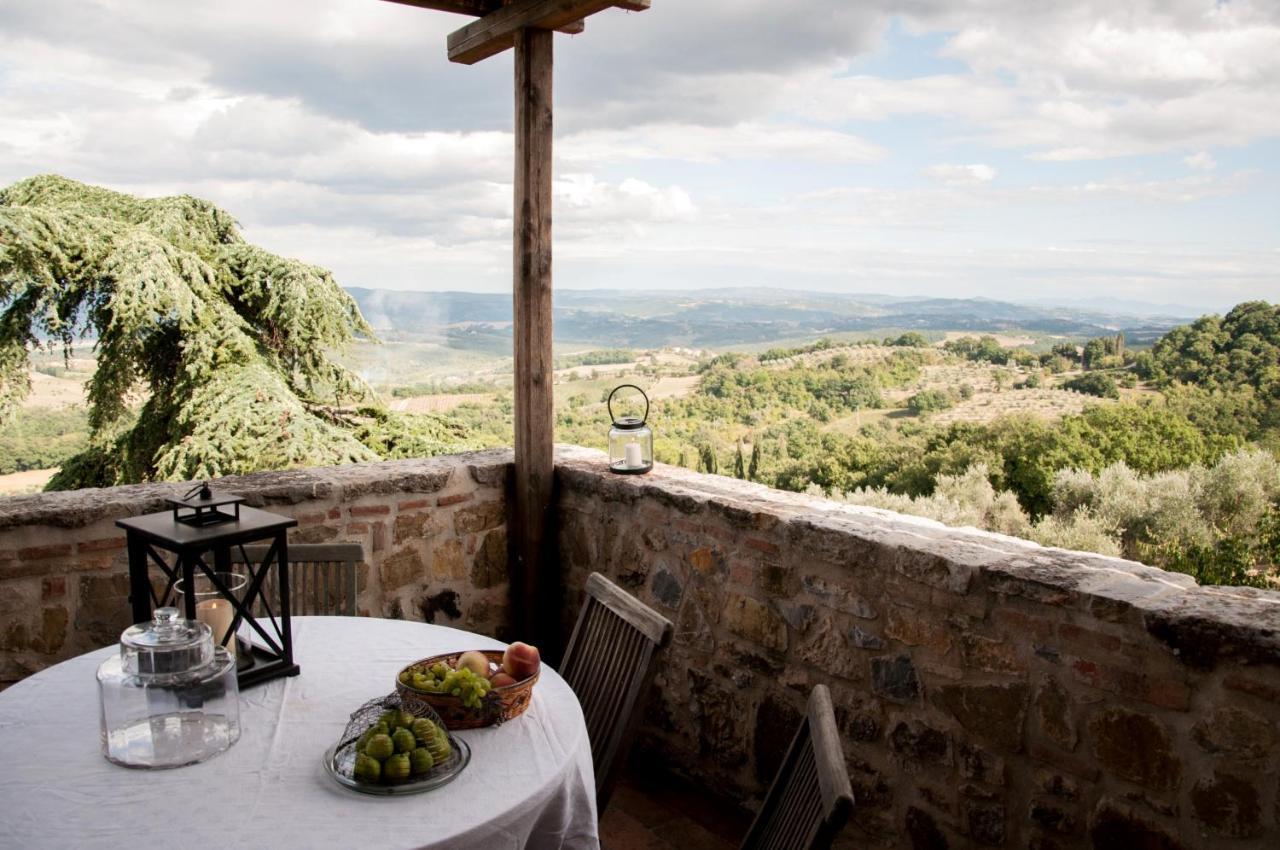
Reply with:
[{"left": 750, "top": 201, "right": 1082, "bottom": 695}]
[{"left": 1, "top": 0, "right": 1277, "bottom": 311}]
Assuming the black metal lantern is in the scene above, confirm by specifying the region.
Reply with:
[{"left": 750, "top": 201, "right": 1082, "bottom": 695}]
[
  {"left": 608, "top": 384, "right": 653, "bottom": 475},
  {"left": 117, "top": 487, "right": 300, "bottom": 689}
]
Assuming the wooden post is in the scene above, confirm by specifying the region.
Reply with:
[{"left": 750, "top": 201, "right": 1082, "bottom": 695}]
[{"left": 512, "top": 27, "right": 557, "bottom": 654}]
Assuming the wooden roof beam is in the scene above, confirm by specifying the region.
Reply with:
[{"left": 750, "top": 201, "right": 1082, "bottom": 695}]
[
  {"left": 448, "top": 0, "right": 649, "bottom": 64},
  {"left": 381, "top": 0, "right": 584, "bottom": 35}
]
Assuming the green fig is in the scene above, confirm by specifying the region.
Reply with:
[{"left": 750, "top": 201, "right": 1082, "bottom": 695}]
[
  {"left": 354, "top": 753, "right": 381, "bottom": 783},
  {"left": 411, "top": 718, "right": 437, "bottom": 743},
  {"left": 365, "top": 733, "right": 395, "bottom": 761},
  {"left": 371, "top": 722, "right": 389, "bottom": 737},
  {"left": 427, "top": 728, "right": 451, "bottom": 762},
  {"left": 384, "top": 753, "right": 411, "bottom": 782},
  {"left": 410, "top": 747, "right": 435, "bottom": 775},
  {"left": 392, "top": 728, "right": 416, "bottom": 754},
  {"left": 395, "top": 710, "right": 416, "bottom": 730}
]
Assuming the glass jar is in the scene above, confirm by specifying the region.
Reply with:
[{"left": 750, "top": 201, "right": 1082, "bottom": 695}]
[
  {"left": 97, "top": 606, "right": 240, "bottom": 769},
  {"left": 607, "top": 384, "right": 653, "bottom": 474}
]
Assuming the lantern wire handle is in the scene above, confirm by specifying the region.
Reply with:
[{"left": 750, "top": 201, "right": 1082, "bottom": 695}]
[
  {"left": 607, "top": 384, "right": 650, "bottom": 426},
  {"left": 183, "top": 481, "right": 214, "bottom": 501}
]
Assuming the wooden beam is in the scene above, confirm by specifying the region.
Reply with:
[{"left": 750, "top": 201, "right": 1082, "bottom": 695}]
[
  {"left": 379, "top": 0, "right": 584, "bottom": 34},
  {"left": 448, "top": 0, "right": 649, "bottom": 64},
  {"left": 511, "top": 27, "right": 558, "bottom": 654}
]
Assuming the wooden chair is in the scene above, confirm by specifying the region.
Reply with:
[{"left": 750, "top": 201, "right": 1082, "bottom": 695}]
[
  {"left": 559, "top": 572, "right": 674, "bottom": 813},
  {"left": 739, "top": 685, "right": 854, "bottom": 850},
  {"left": 232, "top": 542, "right": 364, "bottom": 617}
]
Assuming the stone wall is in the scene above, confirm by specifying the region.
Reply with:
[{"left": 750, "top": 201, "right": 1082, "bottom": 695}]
[
  {"left": 0, "top": 450, "right": 514, "bottom": 687},
  {"left": 555, "top": 447, "right": 1280, "bottom": 850}
]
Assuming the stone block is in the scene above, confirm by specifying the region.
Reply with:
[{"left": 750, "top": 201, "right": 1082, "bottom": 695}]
[
  {"left": 471, "top": 528, "right": 507, "bottom": 589},
  {"left": 1087, "top": 708, "right": 1181, "bottom": 792},
  {"left": 800, "top": 574, "right": 876, "bottom": 619},
  {"left": 886, "top": 605, "right": 953, "bottom": 654},
  {"left": 1089, "top": 800, "right": 1186, "bottom": 850},
  {"left": 905, "top": 806, "right": 950, "bottom": 850},
  {"left": 454, "top": 500, "right": 505, "bottom": 534},
  {"left": 722, "top": 592, "right": 787, "bottom": 654},
  {"left": 957, "top": 741, "right": 1005, "bottom": 787},
  {"left": 75, "top": 572, "right": 132, "bottom": 647},
  {"left": 380, "top": 548, "right": 424, "bottom": 592},
  {"left": 1190, "top": 772, "right": 1262, "bottom": 838},
  {"left": 961, "top": 633, "right": 1024, "bottom": 674},
  {"left": 1191, "top": 706, "right": 1276, "bottom": 762},
  {"left": 797, "top": 615, "right": 861, "bottom": 681},
  {"left": 888, "top": 718, "right": 952, "bottom": 767},
  {"left": 935, "top": 682, "right": 1029, "bottom": 751},
  {"left": 1034, "top": 675, "right": 1077, "bottom": 751},
  {"left": 393, "top": 511, "right": 444, "bottom": 545},
  {"left": 964, "top": 801, "right": 1005, "bottom": 846},
  {"left": 849, "top": 625, "right": 885, "bottom": 650},
  {"left": 1029, "top": 799, "right": 1080, "bottom": 835},
  {"left": 651, "top": 569, "right": 684, "bottom": 610},
  {"left": 870, "top": 654, "right": 920, "bottom": 704},
  {"left": 430, "top": 539, "right": 466, "bottom": 580}
]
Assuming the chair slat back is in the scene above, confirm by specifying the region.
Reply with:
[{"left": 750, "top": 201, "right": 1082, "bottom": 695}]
[
  {"left": 232, "top": 543, "right": 363, "bottom": 617},
  {"left": 560, "top": 572, "right": 673, "bottom": 813},
  {"left": 740, "top": 685, "right": 854, "bottom": 850}
]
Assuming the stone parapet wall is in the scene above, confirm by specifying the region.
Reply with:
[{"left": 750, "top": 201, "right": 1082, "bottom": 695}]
[
  {"left": 554, "top": 447, "right": 1280, "bottom": 849},
  {"left": 0, "top": 450, "right": 515, "bottom": 686}
]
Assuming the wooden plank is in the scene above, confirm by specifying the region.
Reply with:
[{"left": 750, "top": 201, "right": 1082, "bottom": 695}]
[
  {"left": 381, "top": 0, "right": 497, "bottom": 16},
  {"left": 448, "top": 0, "right": 649, "bottom": 64},
  {"left": 511, "top": 27, "right": 558, "bottom": 653},
  {"left": 379, "top": 0, "right": 584, "bottom": 33},
  {"left": 585, "top": 572, "right": 673, "bottom": 646}
]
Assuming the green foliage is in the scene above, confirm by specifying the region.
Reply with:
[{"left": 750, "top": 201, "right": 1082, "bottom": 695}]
[
  {"left": 907, "top": 389, "right": 954, "bottom": 414},
  {"left": 1141, "top": 301, "right": 1280, "bottom": 441},
  {"left": 0, "top": 175, "right": 424, "bottom": 488},
  {"left": 553, "top": 349, "right": 636, "bottom": 370},
  {"left": 1063, "top": 372, "right": 1120, "bottom": 398},
  {"left": 885, "top": 332, "right": 929, "bottom": 348},
  {"left": 944, "top": 335, "right": 1008, "bottom": 364},
  {"left": 0, "top": 407, "right": 88, "bottom": 474}
]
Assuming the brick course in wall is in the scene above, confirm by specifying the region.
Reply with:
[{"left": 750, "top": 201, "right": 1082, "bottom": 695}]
[
  {"left": 554, "top": 446, "right": 1280, "bottom": 850},
  {"left": 0, "top": 450, "right": 515, "bottom": 687}
]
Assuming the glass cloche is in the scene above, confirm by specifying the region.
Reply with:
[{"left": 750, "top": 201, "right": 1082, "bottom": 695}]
[{"left": 97, "top": 606, "right": 240, "bottom": 769}]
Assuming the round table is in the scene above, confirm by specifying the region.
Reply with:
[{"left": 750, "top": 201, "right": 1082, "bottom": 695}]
[{"left": 0, "top": 617, "right": 599, "bottom": 849}]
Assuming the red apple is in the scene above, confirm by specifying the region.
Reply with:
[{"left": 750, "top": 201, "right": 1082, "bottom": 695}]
[{"left": 501, "top": 642, "right": 540, "bottom": 680}]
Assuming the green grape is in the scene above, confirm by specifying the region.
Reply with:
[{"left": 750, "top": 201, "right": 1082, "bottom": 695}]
[
  {"left": 431, "top": 662, "right": 449, "bottom": 678},
  {"left": 410, "top": 747, "right": 435, "bottom": 775},
  {"left": 365, "top": 733, "right": 395, "bottom": 761},
  {"left": 392, "top": 728, "right": 417, "bottom": 754},
  {"left": 411, "top": 673, "right": 431, "bottom": 690},
  {"left": 384, "top": 753, "right": 411, "bottom": 782}
]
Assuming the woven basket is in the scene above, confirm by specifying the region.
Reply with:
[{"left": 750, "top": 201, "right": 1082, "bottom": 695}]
[{"left": 396, "top": 650, "right": 538, "bottom": 730}]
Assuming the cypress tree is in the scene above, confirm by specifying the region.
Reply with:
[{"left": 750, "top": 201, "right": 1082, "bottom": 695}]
[
  {"left": 733, "top": 440, "right": 746, "bottom": 479},
  {"left": 748, "top": 439, "right": 762, "bottom": 481}
]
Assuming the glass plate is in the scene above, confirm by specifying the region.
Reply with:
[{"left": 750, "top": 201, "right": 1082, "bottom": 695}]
[{"left": 323, "top": 737, "right": 471, "bottom": 796}]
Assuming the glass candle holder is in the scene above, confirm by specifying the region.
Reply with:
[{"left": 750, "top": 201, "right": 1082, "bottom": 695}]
[{"left": 175, "top": 572, "right": 248, "bottom": 658}]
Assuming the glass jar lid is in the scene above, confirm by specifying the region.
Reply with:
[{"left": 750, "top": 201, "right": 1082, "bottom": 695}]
[{"left": 120, "top": 607, "right": 214, "bottom": 677}]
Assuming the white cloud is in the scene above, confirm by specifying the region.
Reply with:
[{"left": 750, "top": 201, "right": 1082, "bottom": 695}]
[
  {"left": 923, "top": 163, "right": 997, "bottom": 186},
  {"left": 1184, "top": 151, "right": 1217, "bottom": 171}
]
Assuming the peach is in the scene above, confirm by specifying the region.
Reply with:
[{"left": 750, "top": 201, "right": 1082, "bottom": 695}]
[{"left": 501, "top": 642, "right": 540, "bottom": 680}]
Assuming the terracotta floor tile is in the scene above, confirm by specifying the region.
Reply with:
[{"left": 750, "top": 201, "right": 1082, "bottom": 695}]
[{"left": 600, "top": 806, "right": 674, "bottom": 850}]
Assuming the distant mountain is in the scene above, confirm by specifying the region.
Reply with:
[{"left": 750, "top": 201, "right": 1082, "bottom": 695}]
[{"left": 344, "top": 287, "right": 1188, "bottom": 350}]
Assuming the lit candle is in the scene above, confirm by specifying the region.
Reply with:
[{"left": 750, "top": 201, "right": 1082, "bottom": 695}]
[
  {"left": 624, "top": 442, "right": 643, "bottom": 468},
  {"left": 196, "top": 599, "right": 237, "bottom": 658}
]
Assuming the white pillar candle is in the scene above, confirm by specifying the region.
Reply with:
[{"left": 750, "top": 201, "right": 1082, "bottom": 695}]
[
  {"left": 624, "top": 442, "right": 643, "bottom": 468},
  {"left": 196, "top": 599, "right": 237, "bottom": 658}
]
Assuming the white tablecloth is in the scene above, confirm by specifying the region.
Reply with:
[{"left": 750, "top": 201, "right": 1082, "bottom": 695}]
[{"left": 0, "top": 617, "right": 599, "bottom": 849}]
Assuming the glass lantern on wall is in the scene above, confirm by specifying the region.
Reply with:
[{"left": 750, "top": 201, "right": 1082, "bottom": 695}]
[{"left": 607, "top": 384, "right": 653, "bottom": 474}]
